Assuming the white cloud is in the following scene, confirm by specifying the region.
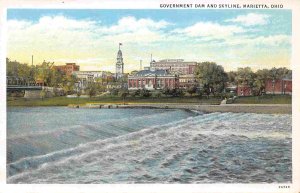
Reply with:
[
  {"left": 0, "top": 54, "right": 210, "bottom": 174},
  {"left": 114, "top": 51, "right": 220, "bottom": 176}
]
[
  {"left": 6, "top": 14, "right": 290, "bottom": 72},
  {"left": 7, "top": 15, "right": 170, "bottom": 71},
  {"left": 7, "top": 19, "right": 32, "bottom": 29},
  {"left": 173, "top": 22, "right": 244, "bottom": 40},
  {"left": 98, "top": 16, "right": 170, "bottom": 35},
  {"left": 226, "top": 13, "right": 270, "bottom": 26},
  {"left": 218, "top": 34, "right": 291, "bottom": 47},
  {"left": 37, "top": 16, "right": 97, "bottom": 30}
]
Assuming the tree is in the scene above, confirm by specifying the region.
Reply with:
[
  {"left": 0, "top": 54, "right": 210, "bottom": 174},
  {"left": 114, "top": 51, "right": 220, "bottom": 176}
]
[
  {"left": 35, "top": 60, "right": 55, "bottom": 86},
  {"left": 234, "top": 67, "right": 256, "bottom": 96},
  {"left": 76, "top": 90, "right": 81, "bottom": 98},
  {"left": 235, "top": 67, "right": 255, "bottom": 85},
  {"left": 61, "top": 74, "right": 77, "bottom": 95},
  {"left": 187, "top": 86, "right": 197, "bottom": 96},
  {"left": 85, "top": 84, "right": 97, "bottom": 98},
  {"left": 253, "top": 69, "right": 269, "bottom": 95},
  {"left": 133, "top": 89, "right": 141, "bottom": 97},
  {"left": 269, "top": 67, "right": 291, "bottom": 80},
  {"left": 227, "top": 71, "right": 237, "bottom": 84},
  {"left": 141, "top": 89, "right": 151, "bottom": 97},
  {"left": 119, "top": 89, "right": 129, "bottom": 104},
  {"left": 152, "top": 91, "right": 162, "bottom": 98},
  {"left": 162, "top": 88, "right": 171, "bottom": 96},
  {"left": 170, "top": 88, "right": 183, "bottom": 97},
  {"left": 6, "top": 58, "right": 32, "bottom": 85},
  {"left": 110, "top": 89, "right": 119, "bottom": 96},
  {"left": 195, "top": 62, "right": 228, "bottom": 97}
]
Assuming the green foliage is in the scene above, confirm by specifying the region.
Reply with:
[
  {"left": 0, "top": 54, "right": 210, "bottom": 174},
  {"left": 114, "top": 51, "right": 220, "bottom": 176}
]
[
  {"left": 132, "top": 89, "right": 141, "bottom": 97},
  {"left": 152, "top": 91, "right": 162, "bottom": 98},
  {"left": 85, "top": 84, "right": 97, "bottom": 98},
  {"left": 162, "top": 88, "right": 171, "bottom": 96},
  {"left": 233, "top": 67, "right": 292, "bottom": 96},
  {"left": 7, "top": 58, "right": 78, "bottom": 90},
  {"left": 196, "top": 89, "right": 204, "bottom": 99},
  {"left": 253, "top": 69, "right": 269, "bottom": 96},
  {"left": 170, "top": 88, "right": 183, "bottom": 97},
  {"left": 227, "top": 71, "right": 237, "bottom": 83},
  {"left": 62, "top": 75, "right": 77, "bottom": 95},
  {"left": 187, "top": 86, "right": 197, "bottom": 96},
  {"left": 140, "top": 89, "right": 152, "bottom": 97},
  {"left": 6, "top": 58, "right": 34, "bottom": 84},
  {"left": 233, "top": 95, "right": 291, "bottom": 104},
  {"left": 76, "top": 91, "right": 82, "bottom": 97},
  {"left": 195, "top": 62, "right": 228, "bottom": 96},
  {"left": 110, "top": 89, "right": 119, "bottom": 96}
]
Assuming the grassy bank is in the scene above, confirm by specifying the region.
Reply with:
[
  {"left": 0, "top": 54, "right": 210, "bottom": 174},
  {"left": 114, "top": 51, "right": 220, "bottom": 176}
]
[
  {"left": 233, "top": 95, "right": 291, "bottom": 104},
  {"left": 7, "top": 96, "right": 222, "bottom": 107},
  {"left": 7, "top": 94, "right": 292, "bottom": 107}
]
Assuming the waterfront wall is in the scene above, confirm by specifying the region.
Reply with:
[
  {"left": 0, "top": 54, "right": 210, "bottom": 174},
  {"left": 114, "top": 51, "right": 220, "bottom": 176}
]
[{"left": 24, "top": 90, "right": 54, "bottom": 99}]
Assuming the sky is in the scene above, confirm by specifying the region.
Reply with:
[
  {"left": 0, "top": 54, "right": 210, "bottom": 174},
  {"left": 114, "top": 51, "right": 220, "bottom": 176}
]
[{"left": 7, "top": 9, "right": 291, "bottom": 72}]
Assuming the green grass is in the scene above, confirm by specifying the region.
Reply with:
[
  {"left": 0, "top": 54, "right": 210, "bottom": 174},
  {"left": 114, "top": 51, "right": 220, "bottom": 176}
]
[
  {"left": 7, "top": 94, "right": 292, "bottom": 106},
  {"left": 233, "top": 95, "right": 292, "bottom": 104},
  {"left": 7, "top": 95, "right": 222, "bottom": 106}
]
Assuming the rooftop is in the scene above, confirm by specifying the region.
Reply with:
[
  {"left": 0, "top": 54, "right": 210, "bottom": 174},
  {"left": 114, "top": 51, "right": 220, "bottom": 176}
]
[{"left": 133, "top": 69, "right": 174, "bottom": 77}]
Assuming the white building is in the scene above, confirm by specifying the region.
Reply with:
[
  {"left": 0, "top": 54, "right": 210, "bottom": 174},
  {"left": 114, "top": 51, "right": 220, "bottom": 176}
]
[{"left": 73, "top": 71, "right": 113, "bottom": 90}]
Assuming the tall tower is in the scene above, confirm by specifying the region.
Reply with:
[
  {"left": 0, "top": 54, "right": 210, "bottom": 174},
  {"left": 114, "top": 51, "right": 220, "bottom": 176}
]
[{"left": 116, "top": 43, "right": 124, "bottom": 80}]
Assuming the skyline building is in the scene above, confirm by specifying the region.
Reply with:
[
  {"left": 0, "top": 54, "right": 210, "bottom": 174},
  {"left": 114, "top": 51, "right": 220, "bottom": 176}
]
[{"left": 115, "top": 43, "right": 124, "bottom": 80}]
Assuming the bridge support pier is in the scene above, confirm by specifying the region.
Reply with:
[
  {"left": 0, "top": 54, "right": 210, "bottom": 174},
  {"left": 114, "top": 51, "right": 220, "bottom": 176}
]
[
  {"left": 24, "top": 90, "right": 54, "bottom": 99},
  {"left": 24, "top": 90, "right": 42, "bottom": 99}
]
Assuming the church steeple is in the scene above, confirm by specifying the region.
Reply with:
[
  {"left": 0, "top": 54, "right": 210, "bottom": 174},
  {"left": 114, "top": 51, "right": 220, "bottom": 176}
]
[{"left": 116, "top": 43, "right": 124, "bottom": 80}]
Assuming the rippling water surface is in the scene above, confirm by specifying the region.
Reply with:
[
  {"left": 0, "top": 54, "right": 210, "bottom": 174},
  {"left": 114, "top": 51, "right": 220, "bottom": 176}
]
[{"left": 7, "top": 107, "right": 292, "bottom": 183}]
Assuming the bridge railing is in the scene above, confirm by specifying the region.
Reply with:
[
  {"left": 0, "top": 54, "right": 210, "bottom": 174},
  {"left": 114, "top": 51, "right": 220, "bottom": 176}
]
[{"left": 6, "top": 76, "right": 39, "bottom": 86}]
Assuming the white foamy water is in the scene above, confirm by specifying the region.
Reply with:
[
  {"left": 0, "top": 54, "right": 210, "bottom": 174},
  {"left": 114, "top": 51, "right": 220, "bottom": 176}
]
[{"left": 7, "top": 107, "right": 291, "bottom": 183}]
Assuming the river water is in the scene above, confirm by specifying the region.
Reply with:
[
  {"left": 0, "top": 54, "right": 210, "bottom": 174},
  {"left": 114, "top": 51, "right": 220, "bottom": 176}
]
[{"left": 7, "top": 107, "right": 292, "bottom": 183}]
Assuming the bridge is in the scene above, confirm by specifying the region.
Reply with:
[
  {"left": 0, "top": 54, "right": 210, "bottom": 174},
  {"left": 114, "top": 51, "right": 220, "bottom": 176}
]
[
  {"left": 7, "top": 85, "right": 43, "bottom": 91},
  {"left": 7, "top": 76, "right": 43, "bottom": 91}
]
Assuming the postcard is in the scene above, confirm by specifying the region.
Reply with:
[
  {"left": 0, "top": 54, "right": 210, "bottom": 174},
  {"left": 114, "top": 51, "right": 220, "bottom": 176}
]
[{"left": 0, "top": 0, "right": 299, "bottom": 192}]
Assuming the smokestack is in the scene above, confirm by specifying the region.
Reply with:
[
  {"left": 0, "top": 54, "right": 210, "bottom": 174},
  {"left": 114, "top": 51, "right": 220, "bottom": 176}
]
[
  {"left": 31, "top": 55, "right": 33, "bottom": 66},
  {"left": 140, "top": 60, "right": 142, "bottom": 70},
  {"left": 150, "top": 54, "right": 152, "bottom": 63}
]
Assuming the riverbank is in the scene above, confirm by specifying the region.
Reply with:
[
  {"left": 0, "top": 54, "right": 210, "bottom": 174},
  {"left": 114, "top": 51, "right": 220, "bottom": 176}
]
[
  {"left": 7, "top": 96, "right": 222, "bottom": 106},
  {"left": 7, "top": 95, "right": 292, "bottom": 114},
  {"left": 120, "top": 103, "right": 292, "bottom": 114},
  {"left": 68, "top": 103, "right": 291, "bottom": 114},
  {"left": 7, "top": 95, "right": 291, "bottom": 107}
]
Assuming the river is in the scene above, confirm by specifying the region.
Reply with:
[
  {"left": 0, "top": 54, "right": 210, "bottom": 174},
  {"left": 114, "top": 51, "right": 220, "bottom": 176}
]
[{"left": 7, "top": 107, "right": 292, "bottom": 183}]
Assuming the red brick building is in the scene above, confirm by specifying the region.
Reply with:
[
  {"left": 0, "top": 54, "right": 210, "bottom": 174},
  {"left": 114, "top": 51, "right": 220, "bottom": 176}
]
[
  {"left": 128, "top": 69, "right": 178, "bottom": 90},
  {"left": 178, "top": 74, "right": 198, "bottom": 89},
  {"left": 237, "top": 85, "right": 252, "bottom": 96},
  {"left": 150, "top": 59, "right": 197, "bottom": 75},
  {"left": 53, "top": 63, "right": 80, "bottom": 76},
  {"left": 265, "top": 79, "right": 292, "bottom": 95},
  {"left": 149, "top": 59, "right": 198, "bottom": 89}
]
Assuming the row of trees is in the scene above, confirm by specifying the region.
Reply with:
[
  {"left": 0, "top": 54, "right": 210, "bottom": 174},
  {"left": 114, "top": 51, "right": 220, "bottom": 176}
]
[
  {"left": 7, "top": 58, "right": 122, "bottom": 93},
  {"left": 195, "top": 62, "right": 292, "bottom": 96},
  {"left": 7, "top": 58, "right": 292, "bottom": 98},
  {"left": 7, "top": 58, "right": 78, "bottom": 94}
]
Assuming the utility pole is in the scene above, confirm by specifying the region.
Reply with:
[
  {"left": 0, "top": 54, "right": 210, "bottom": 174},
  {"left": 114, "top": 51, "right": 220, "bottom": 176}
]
[{"left": 31, "top": 55, "right": 33, "bottom": 66}]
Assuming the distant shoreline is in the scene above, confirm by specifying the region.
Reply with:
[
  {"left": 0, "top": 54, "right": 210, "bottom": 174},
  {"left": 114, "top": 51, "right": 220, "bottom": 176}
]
[
  {"left": 7, "top": 95, "right": 292, "bottom": 114},
  {"left": 124, "top": 104, "right": 292, "bottom": 114},
  {"left": 67, "top": 103, "right": 292, "bottom": 114}
]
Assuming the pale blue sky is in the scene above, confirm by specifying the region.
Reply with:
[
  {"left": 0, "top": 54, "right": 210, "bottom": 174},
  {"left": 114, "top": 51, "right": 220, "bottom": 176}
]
[{"left": 7, "top": 9, "right": 292, "bottom": 72}]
